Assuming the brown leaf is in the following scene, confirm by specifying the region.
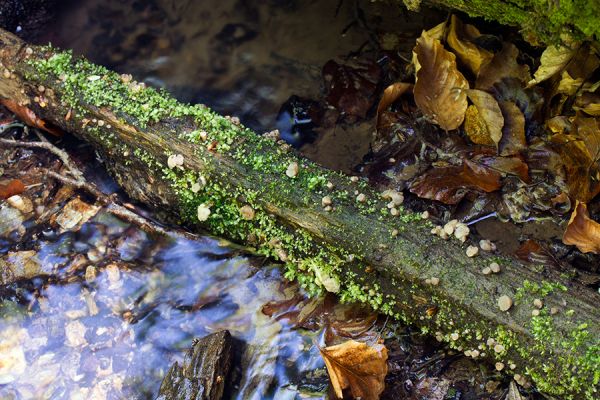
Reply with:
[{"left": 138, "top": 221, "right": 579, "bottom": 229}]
[
  {"left": 410, "top": 159, "right": 501, "bottom": 204},
  {"left": 498, "top": 101, "right": 526, "bottom": 156},
  {"left": 447, "top": 15, "right": 493, "bottom": 76},
  {"left": 319, "top": 339, "right": 388, "bottom": 400},
  {"left": 376, "top": 82, "right": 413, "bottom": 129},
  {"left": 0, "top": 179, "right": 25, "bottom": 200},
  {"left": 476, "top": 43, "right": 530, "bottom": 90},
  {"left": 464, "top": 89, "right": 504, "bottom": 147},
  {"left": 528, "top": 39, "right": 579, "bottom": 87},
  {"left": 0, "top": 99, "right": 63, "bottom": 136},
  {"left": 515, "top": 239, "right": 560, "bottom": 267},
  {"left": 551, "top": 116, "right": 600, "bottom": 202},
  {"left": 574, "top": 92, "right": 600, "bottom": 116},
  {"left": 472, "top": 154, "right": 530, "bottom": 183},
  {"left": 413, "top": 29, "right": 469, "bottom": 131},
  {"left": 563, "top": 201, "right": 600, "bottom": 253}
]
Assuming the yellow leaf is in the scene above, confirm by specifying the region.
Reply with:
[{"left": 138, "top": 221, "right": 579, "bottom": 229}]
[
  {"left": 464, "top": 106, "right": 492, "bottom": 146},
  {"left": 556, "top": 71, "right": 584, "bottom": 96},
  {"left": 528, "top": 39, "right": 579, "bottom": 87},
  {"left": 464, "top": 89, "right": 504, "bottom": 147},
  {"left": 320, "top": 339, "right": 388, "bottom": 400},
  {"left": 447, "top": 15, "right": 493, "bottom": 76},
  {"left": 563, "top": 201, "right": 600, "bottom": 254},
  {"left": 413, "top": 29, "right": 469, "bottom": 131}
]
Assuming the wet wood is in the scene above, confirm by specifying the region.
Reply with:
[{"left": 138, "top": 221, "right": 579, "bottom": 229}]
[
  {"left": 157, "top": 331, "right": 233, "bottom": 400},
  {"left": 0, "top": 28, "right": 598, "bottom": 399}
]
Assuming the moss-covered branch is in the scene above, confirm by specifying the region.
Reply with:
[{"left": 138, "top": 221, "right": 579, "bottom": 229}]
[
  {"left": 407, "top": 0, "right": 600, "bottom": 44},
  {"left": 0, "top": 28, "right": 598, "bottom": 399}
]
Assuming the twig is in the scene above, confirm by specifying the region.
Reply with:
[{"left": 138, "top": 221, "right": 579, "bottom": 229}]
[{"left": 0, "top": 137, "right": 83, "bottom": 179}]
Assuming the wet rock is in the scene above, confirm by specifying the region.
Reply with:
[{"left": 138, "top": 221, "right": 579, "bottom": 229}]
[
  {"left": 157, "top": 331, "right": 233, "bottom": 400},
  {"left": 0, "top": 203, "right": 24, "bottom": 238},
  {"left": 54, "top": 198, "right": 101, "bottom": 232},
  {"left": 0, "top": 250, "right": 44, "bottom": 285}
]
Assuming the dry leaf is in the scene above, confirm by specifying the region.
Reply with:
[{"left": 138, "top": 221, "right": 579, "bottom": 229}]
[
  {"left": 376, "top": 82, "right": 413, "bottom": 129},
  {"left": 410, "top": 159, "right": 502, "bottom": 204},
  {"left": 574, "top": 92, "right": 600, "bottom": 116},
  {"left": 447, "top": 15, "right": 493, "bottom": 76},
  {"left": 563, "top": 201, "right": 600, "bottom": 253},
  {"left": 464, "top": 89, "right": 504, "bottom": 147},
  {"left": 551, "top": 116, "right": 600, "bottom": 202},
  {"left": 556, "top": 71, "right": 585, "bottom": 96},
  {"left": 0, "top": 179, "right": 25, "bottom": 200},
  {"left": 476, "top": 43, "right": 530, "bottom": 90},
  {"left": 515, "top": 239, "right": 560, "bottom": 267},
  {"left": 319, "top": 339, "right": 388, "bottom": 400},
  {"left": 528, "top": 39, "right": 579, "bottom": 87},
  {"left": 0, "top": 99, "right": 63, "bottom": 136},
  {"left": 498, "top": 101, "right": 526, "bottom": 156},
  {"left": 472, "top": 154, "right": 530, "bottom": 183},
  {"left": 413, "top": 29, "right": 469, "bottom": 131}
]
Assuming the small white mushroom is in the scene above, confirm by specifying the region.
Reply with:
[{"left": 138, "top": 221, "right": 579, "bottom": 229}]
[
  {"left": 390, "top": 207, "right": 399, "bottom": 216},
  {"left": 350, "top": 176, "right": 359, "bottom": 182},
  {"left": 498, "top": 295, "right": 513, "bottom": 311},
  {"left": 533, "top": 298, "right": 543, "bottom": 309},
  {"left": 444, "top": 219, "right": 459, "bottom": 235},
  {"left": 382, "top": 190, "right": 404, "bottom": 206},
  {"left": 550, "top": 307, "right": 559, "bottom": 315},
  {"left": 454, "top": 223, "right": 470, "bottom": 242},
  {"left": 430, "top": 277, "right": 440, "bottom": 286},
  {"left": 532, "top": 309, "right": 540, "bottom": 316},
  {"left": 285, "top": 162, "right": 299, "bottom": 178},
  {"left": 482, "top": 267, "right": 492, "bottom": 275},
  {"left": 167, "top": 154, "right": 184, "bottom": 169},
  {"left": 479, "top": 239, "right": 496, "bottom": 252},
  {"left": 495, "top": 362, "right": 505, "bottom": 371},
  {"left": 421, "top": 211, "right": 430, "bottom": 219},
  {"left": 356, "top": 193, "right": 366, "bottom": 203},
  {"left": 326, "top": 181, "right": 334, "bottom": 190},
  {"left": 466, "top": 245, "right": 479, "bottom": 257},
  {"left": 321, "top": 196, "right": 332, "bottom": 207},
  {"left": 197, "top": 204, "right": 211, "bottom": 221},
  {"left": 490, "top": 262, "right": 501, "bottom": 273},
  {"left": 450, "top": 332, "right": 459, "bottom": 341},
  {"left": 494, "top": 344, "right": 505, "bottom": 353},
  {"left": 239, "top": 205, "right": 255, "bottom": 220}
]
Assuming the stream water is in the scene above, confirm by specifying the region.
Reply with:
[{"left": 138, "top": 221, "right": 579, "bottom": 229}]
[{"left": 2, "top": 1, "right": 436, "bottom": 399}]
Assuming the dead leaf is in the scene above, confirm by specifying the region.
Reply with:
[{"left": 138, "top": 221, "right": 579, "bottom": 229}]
[
  {"left": 551, "top": 116, "right": 600, "bottom": 202},
  {"left": 410, "top": 159, "right": 502, "bottom": 204},
  {"left": 376, "top": 82, "right": 413, "bottom": 129},
  {"left": 447, "top": 15, "right": 493, "bottom": 76},
  {"left": 528, "top": 39, "right": 579, "bottom": 87},
  {"left": 515, "top": 239, "right": 560, "bottom": 267},
  {"left": 574, "top": 92, "right": 600, "bottom": 116},
  {"left": 472, "top": 154, "right": 530, "bottom": 183},
  {"left": 498, "top": 101, "right": 526, "bottom": 156},
  {"left": 556, "top": 71, "right": 585, "bottom": 96},
  {"left": 563, "top": 201, "right": 600, "bottom": 253},
  {"left": 319, "top": 339, "right": 388, "bottom": 400},
  {"left": 0, "top": 99, "right": 63, "bottom": 136},
  {"left": 464, "top": 89, "right": 504, "bottom": 147},
  {"left": 413, "top": 29, "right": 469, "bottom": 131},
  {"left": 476, "top": 43, "right": 530, "bottom": 90},
  {"left": 0, "top": 179, "right": 25, "bottom": 200}
]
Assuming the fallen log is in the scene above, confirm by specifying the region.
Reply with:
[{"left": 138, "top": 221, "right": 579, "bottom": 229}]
[
  {"left": 0, "top": 28, "right": 598, "bottom": 399},
  {"left": 157, "top": 331, "right": 233, "bottom": 400}
]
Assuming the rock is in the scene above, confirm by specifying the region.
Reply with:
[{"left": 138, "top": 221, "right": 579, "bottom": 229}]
[
  {"left": 0, "top": 250, "right": 43, "bottom": 285},
  {"left": 157, "top": 331, "right": 233, "bottom": 400},
  {"left": 54, "top": 198, "right": 100, "bottom": 232},
  {"left": 0, "top": 204, "right": 24, "bottom": 238}
]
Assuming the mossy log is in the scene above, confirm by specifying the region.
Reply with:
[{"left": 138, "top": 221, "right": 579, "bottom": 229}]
[{"left": 0, "top": 28, "right": 598, "bottom": 399}]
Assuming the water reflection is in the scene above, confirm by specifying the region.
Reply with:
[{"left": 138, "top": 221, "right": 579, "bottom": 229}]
[{"left": 0, "top": 213, "right": 326, "bottom": 399}]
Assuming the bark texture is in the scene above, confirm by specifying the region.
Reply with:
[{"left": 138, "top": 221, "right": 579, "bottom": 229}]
[{"left": 0, "top": 29, "right": 598, "bottom": 399}]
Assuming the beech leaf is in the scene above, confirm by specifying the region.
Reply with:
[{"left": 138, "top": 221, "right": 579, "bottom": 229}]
[
  {"left": 528, "top": 39, "right": 579, "bottom": 87},
  {"left": 498, "top": 101, "right": 526, "bottom": 156},
  {"left": 413, "top": 29, "right": 469, "bottom": 131},
  {"left": 0, "top": 179, "right": 25, "bottom": 200},
  {"left": 563, "top": 201, "right": 600, "bottom": 254},
  {"left": 476, "top": 43, "right": 530, "bottom": 90},
  {"left": 0, "top": 99, "right": 63, "bottom": 136},
  {"left": 319, "top": 339, "right": 388, "bottom": 400},
  {"left": 447, "top": 15, "right": 493, "bottom": 76},
  {"left": 376, "top": 82, "right": 413, "bottom": 129},
  {"left": 464, "top": 89, "right": 504, "bottom": 147}
]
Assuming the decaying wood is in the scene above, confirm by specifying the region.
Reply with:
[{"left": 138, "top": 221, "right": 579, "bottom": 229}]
[
  {"left": 0, "top": 28, "right": 598, "bottom": 399},
  {"left": 157, "top": 331, "right": 233, "bottom": 400}
]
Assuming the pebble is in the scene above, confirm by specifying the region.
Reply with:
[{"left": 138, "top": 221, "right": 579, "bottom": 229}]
[
  {"left": 7, "top": 195, "right": 33, "bottom": 214},
  {"left": 85, "top": 266, "right": 97, "bottom": 283},
  {"left": 498, "top": 295, "right": 513, "bottom": 311},
  {"left": 285, "top": 162, "right": 299, "bottom": 178},
  {"left": 479, "top": 239, "right": 496, "bottom": 252},
  {"left": 466, "top": 245, "right": 479, "bottom": 257}
]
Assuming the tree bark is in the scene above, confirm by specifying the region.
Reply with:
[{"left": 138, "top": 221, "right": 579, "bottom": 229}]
[{"left": 0, "top": 28, "right": 598, "bottom": 399}]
